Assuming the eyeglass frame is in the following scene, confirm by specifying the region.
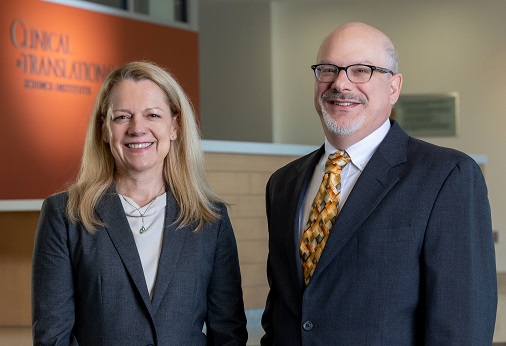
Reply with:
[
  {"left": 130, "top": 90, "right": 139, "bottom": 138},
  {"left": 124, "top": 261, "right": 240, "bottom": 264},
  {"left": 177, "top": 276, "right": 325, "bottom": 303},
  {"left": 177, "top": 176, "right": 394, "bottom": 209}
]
[{"left": 311, "top": 63, "right": 394, "bottom": 84}]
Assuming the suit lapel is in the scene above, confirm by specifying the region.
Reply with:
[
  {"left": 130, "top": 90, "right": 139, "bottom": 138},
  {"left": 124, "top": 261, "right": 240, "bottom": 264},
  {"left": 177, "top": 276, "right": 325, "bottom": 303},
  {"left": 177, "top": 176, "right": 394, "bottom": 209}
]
[
  {"left": 284, "top": 146, "right": 325, "bottom": 291},
  {"left": 311, "top": 121, "right": 409, "bottom": 282},
  {"left": 96, "top": 186, "right": 154, "bottom": 316},
  {"left": 150, "top": 191, "right": 189, "bottom": 312}
]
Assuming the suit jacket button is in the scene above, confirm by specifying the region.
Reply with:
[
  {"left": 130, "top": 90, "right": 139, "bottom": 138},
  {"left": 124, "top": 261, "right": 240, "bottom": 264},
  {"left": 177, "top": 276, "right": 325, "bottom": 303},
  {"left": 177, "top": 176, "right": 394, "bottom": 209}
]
[{"left": 302, "top": 320, "right": 313, "bottom": 331}]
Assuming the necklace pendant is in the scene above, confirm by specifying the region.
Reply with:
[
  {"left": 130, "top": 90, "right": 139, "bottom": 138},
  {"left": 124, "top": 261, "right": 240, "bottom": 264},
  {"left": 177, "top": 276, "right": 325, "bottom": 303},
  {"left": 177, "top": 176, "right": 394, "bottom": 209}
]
[{"left": 140, "top": 226, "right": 146, "bottom": 234}]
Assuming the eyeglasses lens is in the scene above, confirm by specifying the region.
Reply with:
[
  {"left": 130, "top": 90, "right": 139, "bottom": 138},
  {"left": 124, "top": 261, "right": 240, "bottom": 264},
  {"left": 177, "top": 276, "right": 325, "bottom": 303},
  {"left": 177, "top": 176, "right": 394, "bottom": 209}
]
[{"left": 316, "top": 64, "right": 373, "bottom": 83}]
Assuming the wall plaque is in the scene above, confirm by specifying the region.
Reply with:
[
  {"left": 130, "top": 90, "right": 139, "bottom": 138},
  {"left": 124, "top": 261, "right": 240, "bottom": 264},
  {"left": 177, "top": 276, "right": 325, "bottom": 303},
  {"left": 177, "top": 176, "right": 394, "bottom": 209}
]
[{"left": 392, "top": 93, "right": 459, "bottom": 137}]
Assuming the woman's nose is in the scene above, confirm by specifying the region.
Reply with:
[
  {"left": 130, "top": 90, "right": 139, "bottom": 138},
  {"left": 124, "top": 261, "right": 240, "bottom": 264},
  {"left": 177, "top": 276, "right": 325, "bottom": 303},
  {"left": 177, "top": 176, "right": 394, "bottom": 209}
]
[{"left": 128, "top": 115, "right": 147, "bottom": 135}]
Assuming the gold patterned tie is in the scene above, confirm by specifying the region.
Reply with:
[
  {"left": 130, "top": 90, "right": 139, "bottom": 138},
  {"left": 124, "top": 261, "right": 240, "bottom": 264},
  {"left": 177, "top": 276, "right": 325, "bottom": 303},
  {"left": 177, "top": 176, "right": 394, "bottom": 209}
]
[{"left": 300, "top": 151, "right": 351, "bottom": 285}]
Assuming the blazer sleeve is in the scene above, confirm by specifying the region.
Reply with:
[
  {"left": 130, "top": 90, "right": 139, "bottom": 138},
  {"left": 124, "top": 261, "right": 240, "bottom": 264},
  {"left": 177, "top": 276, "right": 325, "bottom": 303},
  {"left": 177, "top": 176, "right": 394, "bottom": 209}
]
[
  {"left": 422, "top": 158, "right": 497, "bottom": 344},
  {"left": 260, "top": 254, "right": 277, "bottom": 346},
  {"left": 32, "top": 195, "right": 79, "bottom": 346},
  {"left": 260, "top": 176, "right": 275, "bottom": 346},
  {"left": 205, "top": 206, "right": 248, "bottom": 345}
]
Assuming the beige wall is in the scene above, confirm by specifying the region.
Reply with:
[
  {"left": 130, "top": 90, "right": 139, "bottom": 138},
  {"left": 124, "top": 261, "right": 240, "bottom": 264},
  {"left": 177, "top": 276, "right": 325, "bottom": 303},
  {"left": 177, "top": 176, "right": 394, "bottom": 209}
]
[
  {"left": 199, "top": 1, "right": 273, "bottom": 142},
  {"left": 200, "top": 0, "right": 506, "bottom": 271}
]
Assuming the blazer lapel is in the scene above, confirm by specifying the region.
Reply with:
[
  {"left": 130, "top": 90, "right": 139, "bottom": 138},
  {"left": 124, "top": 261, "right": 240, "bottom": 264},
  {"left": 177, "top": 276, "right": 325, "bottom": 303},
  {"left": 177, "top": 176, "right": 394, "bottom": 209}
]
[
  {"left": 150, "top": 191, "right": 189, "bottom": 312},
  {"left": 311, "top": 121, "right": 409, "bottom": 282},
  {"left": 96, "top": 186, "right": 154, "bottom": 316}
]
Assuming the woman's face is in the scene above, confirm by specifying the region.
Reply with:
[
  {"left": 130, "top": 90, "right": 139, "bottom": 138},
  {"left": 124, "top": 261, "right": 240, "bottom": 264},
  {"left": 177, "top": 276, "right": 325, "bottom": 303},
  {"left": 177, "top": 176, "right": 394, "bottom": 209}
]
[{"left": 105, "top": 79, "right": 178, "bottom": 178}]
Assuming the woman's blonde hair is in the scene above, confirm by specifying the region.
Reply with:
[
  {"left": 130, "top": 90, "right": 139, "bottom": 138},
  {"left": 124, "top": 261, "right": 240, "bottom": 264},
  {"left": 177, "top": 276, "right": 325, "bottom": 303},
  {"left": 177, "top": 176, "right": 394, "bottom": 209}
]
[{"left": 66, "top": 61, "right": 223, "bottom": 233}]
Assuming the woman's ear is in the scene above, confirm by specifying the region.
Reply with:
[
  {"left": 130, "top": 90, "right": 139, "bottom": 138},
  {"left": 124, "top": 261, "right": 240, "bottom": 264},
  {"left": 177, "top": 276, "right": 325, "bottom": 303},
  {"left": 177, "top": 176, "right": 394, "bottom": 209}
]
[{"left": 171, "top": 114, "right": 179, "bottom": 140}]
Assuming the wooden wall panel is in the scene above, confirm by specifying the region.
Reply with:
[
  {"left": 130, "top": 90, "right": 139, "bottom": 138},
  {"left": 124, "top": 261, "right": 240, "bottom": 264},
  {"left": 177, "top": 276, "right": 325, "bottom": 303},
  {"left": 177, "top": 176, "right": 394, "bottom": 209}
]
[
  {"left": 204, "top": 152, "right": 296, "bottom": 309},
  {"left": 0, "top": 212, "right": 39, "bottom": 326}
]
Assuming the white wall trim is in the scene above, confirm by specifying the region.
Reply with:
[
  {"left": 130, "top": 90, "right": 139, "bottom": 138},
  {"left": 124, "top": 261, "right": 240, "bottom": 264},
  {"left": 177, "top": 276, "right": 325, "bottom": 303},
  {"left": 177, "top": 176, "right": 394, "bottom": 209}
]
[
  {"left": 202, "top": 139, "right": 318, "bottom": 156},
  {"left": 0, "top": 200, "right": 44, "bottom": 212}
]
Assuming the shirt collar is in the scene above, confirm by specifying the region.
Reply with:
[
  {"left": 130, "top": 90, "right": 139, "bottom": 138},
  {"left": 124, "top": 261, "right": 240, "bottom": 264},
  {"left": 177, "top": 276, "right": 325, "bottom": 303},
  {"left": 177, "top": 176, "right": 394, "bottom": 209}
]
[{"left": 324, "top": 119, "right": 391, "bottom": 171}]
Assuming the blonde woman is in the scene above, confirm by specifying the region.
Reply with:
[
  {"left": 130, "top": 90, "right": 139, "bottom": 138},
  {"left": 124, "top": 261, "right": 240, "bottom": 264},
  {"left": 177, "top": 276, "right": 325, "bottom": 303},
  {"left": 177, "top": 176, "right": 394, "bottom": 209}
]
[{"left": 32, "top": 61, "right": 248, "bottom": 345}]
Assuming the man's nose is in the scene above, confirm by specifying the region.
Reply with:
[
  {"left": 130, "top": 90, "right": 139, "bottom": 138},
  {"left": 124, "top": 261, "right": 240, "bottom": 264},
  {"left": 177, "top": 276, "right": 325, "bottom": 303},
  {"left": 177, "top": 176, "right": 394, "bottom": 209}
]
[{"left": 331, "top": 69, "right": 353, "bottom": 92}]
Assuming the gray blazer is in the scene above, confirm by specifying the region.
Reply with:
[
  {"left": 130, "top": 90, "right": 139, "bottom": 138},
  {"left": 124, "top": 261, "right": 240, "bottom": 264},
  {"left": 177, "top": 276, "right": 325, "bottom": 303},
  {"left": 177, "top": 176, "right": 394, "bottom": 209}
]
[
  {"left": 261, "top": 120, "right": 497, "bottom": 345},
  {"left": 32, "top": 186, "right": 247, "bottom": 345}
]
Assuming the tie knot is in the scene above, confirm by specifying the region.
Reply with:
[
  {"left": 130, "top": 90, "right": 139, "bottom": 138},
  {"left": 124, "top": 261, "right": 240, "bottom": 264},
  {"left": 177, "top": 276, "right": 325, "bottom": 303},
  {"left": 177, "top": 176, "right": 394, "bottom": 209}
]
[{"left": 325, "top": 151, "right": 350, "bottom": 174}]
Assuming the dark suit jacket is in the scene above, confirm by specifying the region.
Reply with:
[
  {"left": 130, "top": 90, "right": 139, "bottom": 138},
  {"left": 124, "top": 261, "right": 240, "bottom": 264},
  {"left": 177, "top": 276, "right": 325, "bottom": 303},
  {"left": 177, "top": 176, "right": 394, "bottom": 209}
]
[
  {"left": 261, "top": 120, "right": 497, "bottom": 345},
  {"left": 32, "top": 186, "right": 247, "bottom": 346}
]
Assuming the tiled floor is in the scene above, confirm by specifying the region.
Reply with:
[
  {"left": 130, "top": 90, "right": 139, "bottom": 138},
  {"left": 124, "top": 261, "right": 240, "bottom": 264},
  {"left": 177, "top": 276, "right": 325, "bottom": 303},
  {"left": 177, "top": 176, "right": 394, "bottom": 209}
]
[{"left": 246, "top": 308, "right": 263, "bottom": 345}]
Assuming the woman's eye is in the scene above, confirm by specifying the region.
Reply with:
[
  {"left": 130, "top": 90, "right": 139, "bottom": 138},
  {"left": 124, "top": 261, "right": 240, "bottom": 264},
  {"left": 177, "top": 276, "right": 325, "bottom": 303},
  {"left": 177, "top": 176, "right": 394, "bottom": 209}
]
[{"left": 112, "top": 115, "right": 129, "bottom": 122}]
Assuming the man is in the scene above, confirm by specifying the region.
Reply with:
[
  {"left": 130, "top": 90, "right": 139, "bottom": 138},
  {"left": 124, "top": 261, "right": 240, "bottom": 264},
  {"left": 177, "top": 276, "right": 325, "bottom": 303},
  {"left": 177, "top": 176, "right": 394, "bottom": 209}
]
[{"left": 261, "top": 22, "right": 497, "bottom": 345}]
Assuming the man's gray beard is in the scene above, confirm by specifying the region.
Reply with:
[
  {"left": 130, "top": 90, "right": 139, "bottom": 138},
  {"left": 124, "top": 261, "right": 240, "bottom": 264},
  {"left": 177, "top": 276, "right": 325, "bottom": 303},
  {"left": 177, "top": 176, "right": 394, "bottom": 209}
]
[{"left": 320, "top": 98, "right": 366, "bottom": 136}]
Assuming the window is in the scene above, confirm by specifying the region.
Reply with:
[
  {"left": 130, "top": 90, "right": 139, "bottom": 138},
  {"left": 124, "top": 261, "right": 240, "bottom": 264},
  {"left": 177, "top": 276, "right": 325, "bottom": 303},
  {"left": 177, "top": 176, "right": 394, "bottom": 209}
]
[
  {"left": 42, "top": 0, "right": 194, "bottom": 29},
  {"left": 84, "top": 0, "right": 188, "bottom": 23}
]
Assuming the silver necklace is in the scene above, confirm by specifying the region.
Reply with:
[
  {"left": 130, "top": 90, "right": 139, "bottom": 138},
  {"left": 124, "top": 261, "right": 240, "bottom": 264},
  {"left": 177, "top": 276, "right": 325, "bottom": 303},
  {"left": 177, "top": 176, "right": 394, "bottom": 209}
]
[{"left": 121, "top": 193, "right": 160, "bottom": 234}]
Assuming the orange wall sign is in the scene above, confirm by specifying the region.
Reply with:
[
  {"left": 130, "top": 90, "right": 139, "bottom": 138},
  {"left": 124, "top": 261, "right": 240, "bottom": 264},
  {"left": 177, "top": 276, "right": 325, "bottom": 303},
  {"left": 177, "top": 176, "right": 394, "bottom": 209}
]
[{"left": 0, "top": 0, "right": 199, "bottom": 200}]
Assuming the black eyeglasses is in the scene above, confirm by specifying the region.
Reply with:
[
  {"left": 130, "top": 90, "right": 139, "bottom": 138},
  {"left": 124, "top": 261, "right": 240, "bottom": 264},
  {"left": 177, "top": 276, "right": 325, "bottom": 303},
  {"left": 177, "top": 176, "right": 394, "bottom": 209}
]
[{"left": 311, "top": 64, "right": 394, "bottom": 84}]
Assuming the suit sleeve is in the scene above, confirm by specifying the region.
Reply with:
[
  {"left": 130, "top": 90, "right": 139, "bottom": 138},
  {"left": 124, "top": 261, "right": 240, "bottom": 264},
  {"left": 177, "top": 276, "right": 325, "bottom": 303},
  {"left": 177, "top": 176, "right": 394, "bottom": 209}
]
[
  {"left": 206, "top": 206, "right": 248, "bottom": 345},
  {"left": 32, "top": 196, "right": 79, "bottom": 346},
  {"left": 422, "top": 158, "right": 497, "bottom": 345}
]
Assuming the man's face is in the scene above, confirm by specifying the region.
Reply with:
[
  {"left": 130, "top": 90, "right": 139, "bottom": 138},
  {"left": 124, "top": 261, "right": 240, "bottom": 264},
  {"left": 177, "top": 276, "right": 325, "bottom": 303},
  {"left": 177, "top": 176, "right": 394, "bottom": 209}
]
[{"left": 314, "top": 24, "right": 402, "bottom": 146}]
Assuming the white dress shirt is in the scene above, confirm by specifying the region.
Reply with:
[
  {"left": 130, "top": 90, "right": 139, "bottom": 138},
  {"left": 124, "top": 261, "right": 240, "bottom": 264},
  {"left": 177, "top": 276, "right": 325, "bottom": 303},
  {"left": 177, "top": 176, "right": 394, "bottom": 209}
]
[
  {"left": 120, "top": 193, "right": 167, "bottom": 299},
  {"left": 298, "top": 119, "right": 391, "bottom": 239}
]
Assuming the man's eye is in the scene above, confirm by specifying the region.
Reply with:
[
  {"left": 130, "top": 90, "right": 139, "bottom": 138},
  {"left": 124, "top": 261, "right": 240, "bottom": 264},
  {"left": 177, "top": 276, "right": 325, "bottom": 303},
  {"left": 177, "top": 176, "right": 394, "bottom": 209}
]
[
  {"left": 351, "top": 67, "right": 370, "bottom": 74},
  {"left": 320, "top": 68, "right": 336, "bottom": 74}
]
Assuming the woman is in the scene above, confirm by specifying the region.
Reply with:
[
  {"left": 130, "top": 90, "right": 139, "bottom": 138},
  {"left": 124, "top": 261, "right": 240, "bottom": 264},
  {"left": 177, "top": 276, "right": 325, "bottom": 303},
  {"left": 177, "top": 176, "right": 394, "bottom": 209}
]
[{"left": 32, "top": 61, "right": 248, "bottom": 345}]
